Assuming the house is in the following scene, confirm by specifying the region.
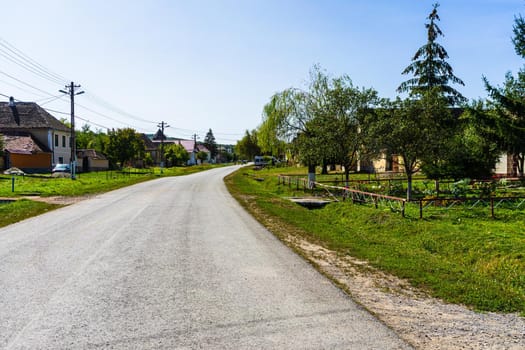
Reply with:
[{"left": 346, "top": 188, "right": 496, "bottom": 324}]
[
  {"left": 2, "top": 133, "right": 52, "bottom": 173},
  {"left": 494, "top": 153, "right": 520, "bottom": 177},
  {"left": 77, "top": 149, "right": 109, "bottom": 172},
  {"left": 178, "top": 139, "right": 198, "bottom": 165},
  {"left": 177, "top": 139, "right": 211, "bottom": 165},
  {"left": 0, "top": 99, "right": 71, "bottom": 171},
  {"left": 140, "top": 133, "right": 160, "bottom": 165}
]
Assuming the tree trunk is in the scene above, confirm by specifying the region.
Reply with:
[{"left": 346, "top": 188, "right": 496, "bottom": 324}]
[
  {"left": 406, "top": 173, "right": 413, "bottom": 201},
  {"left": 308, "top": 164, "right": 316, "bottom": 188},
  {"left": 518, "top": 153, "right": 524, "bottom": 177},
  {"left": 344, "top": 162, "right": 350, "bottom": 186},
  {"left": 321, "top": 162, "right": 328, "bottom": 175}
]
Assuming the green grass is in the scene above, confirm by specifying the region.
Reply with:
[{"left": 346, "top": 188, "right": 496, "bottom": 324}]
[
  {"left": 0, "top": 164, "right": 221, "bottom": 197},
  {"left": 0, "top": 199, "right": 61, "bottom": 228},
  {"left": 0, "top": 164, "right": 224, "bottom": 225},
  {"left": 226, "top": 166, "right": 525, "bottom": 314}
]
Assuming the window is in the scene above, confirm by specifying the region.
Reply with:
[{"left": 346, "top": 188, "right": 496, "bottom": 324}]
[
  {"left": 62, "top": 135, "right": 66, "bottom": 147},
  {"left": 58, "top": 157, "right": 64, "bottom": 164},
  {"left": 54, "top": 134, "right": 59, "bottom": 147}
]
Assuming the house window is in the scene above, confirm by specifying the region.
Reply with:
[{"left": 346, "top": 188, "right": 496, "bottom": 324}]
[
  {"left": 55, "top": 134, "right": 59, "bottom": 147},
  {"left": 62, "top": 135, "right": 66, "bottom": 147},
  {"left": 58, "top": 157, "right": 64, "bottom": 164}
]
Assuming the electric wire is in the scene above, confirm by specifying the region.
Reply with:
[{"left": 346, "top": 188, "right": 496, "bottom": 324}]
[
  {"left": 0, "top": 69, "right": 57, "bottom": 98},
  {"left": 0, "top": 38, "right": 70, "bottom": 84},
  {"left": 83, "top": 90, "right": 156, "bottom": 124}
]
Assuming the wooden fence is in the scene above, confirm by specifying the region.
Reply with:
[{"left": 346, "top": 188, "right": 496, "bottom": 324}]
[{"left": 278, "top": 175, "right": 525, "bottom": 219}]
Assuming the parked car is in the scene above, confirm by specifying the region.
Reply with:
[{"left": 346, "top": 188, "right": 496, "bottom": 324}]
[{"left": 52, "top": 164, "right": 71, "bottom": 173}]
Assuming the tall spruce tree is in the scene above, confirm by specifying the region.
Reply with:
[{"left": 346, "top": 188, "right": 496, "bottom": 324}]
[
  {"left": 204, "top": 128, "right": 218, "bottom": 159},
  {"left": 397, "top": 3, "right": 466, "bottom": 105}
]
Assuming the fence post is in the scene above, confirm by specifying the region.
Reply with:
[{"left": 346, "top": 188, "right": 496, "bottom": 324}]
[
  {"left": 419, "top": 200, "right": 423, "bottom": 219},
  {"left": 402, "top": 201, "right": 405, "bottom": 218},
  {"left": 490, "top": 196, "right": 495, "bottom": 219}
]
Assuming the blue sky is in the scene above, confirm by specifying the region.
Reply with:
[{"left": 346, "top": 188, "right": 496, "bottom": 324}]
[{"left": 1, "top": 0, "right": 524, "bottom": 144}]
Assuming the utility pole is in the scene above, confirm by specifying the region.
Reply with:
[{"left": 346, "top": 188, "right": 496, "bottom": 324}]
[
  {"left": 60, "top": 82, "right": 84, "bottom": 180},
  {"left": 193, "top": 133, "right": 198, "bottom": 165},
  {"left": 157, "top": 121, "right": 169, "bottom": 173}
]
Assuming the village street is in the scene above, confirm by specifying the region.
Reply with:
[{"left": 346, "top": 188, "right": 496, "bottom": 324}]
[{"left": 0, "top": 166, "right": 410, "bottom": 349}]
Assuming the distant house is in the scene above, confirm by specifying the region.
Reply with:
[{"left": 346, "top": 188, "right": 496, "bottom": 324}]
[
  {"left": 0, "top": 99, "right": 71, "bottom": 172},
  {"left": 2, "top": 133, "right": 52, "bottom": 172},
  {"left": 77, "top": 149, "right": 109, "bottom": 172},
  {"left": 140, "top": 133, "right": 160, "bottom": 165},
  {"left": 177, "top": 139, "right": 210, "bottom": 165}
]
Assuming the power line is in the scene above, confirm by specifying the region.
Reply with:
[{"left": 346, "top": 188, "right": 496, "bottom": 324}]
[
  {"left": 0, "top": 38, "right": 69, "bottom": 84},
  {"left": 0, "top": 45, "right": 65, "bottom": 85},
  {"left": 0, "top": 77, "right": 50, "bottom": 99},
  {"left": 83, "top": 90, "right": 156, "bottom": 124},
  {"left": 0, "top": 69, "right": 56, "bottom": 97}
]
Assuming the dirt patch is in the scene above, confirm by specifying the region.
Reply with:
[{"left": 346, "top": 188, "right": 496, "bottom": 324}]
[{"left": 19, "top": 195, "right": 94, "bottom": 206}]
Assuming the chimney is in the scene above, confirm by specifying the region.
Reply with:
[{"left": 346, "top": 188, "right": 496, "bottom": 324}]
[{"left": 8, "top": 96, "right": 20, "bottom": 125}]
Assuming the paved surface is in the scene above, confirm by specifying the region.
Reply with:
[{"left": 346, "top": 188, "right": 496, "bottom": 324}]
[{"left": 0, "top": 166, "right": 411, "bottom": 349}]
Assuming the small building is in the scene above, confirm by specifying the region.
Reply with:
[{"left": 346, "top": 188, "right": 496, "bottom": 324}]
[
  {"left": 77, "top": 149, "right": 109, "bottom": 172},
  {"left": 2, "top": 133, "right": 52, "bottom": 173}
]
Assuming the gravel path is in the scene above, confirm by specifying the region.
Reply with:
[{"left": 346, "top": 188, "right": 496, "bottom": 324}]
[{"left": 288, "top": 237, "right": 525, "bottom": 349}]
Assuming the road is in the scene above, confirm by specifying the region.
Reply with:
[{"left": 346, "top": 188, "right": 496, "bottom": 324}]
[{"left": 0, "top": 166, "right": 411, "bottom": 349}]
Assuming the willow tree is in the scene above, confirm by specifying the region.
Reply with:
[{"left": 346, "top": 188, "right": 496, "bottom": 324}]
[
  {"left": 398, "top": 3, "right": 465, "bottom": 106},
  {"left": 259, "top": 66, "right": 330, "bottom": 182}
]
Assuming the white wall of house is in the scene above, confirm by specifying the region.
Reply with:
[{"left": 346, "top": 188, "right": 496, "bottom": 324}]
[
  {"left": 493, "top": 153, "right": 514, "bottom": 176},
  {"left": 51, "top": 130, "right": 71, "bottom": 165}
]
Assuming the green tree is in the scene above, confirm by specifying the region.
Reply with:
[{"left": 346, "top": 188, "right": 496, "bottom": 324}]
[
  {"left": 258, "top": 100, "right": 287, "bottom": 159},
  {"left": 260, "top": 66, "right": 332, "bottom": 182},
  {"left": 483, "top": 13, "right": 525, "bottom": 176},
  {"left": 422, "top": 103, "right": 500, "bottom": 180},
  {"left": 397, "top": 3, "right": 466, "bottom": 106},
  {"left": 235, "top": 130, "right": 261, "bottom": 161},
  {"left": 76, "top": 124, "right": 107, "bottom": 154},
  {"left": 165, "top": 143, "right": 189, "bottom": 166},
  {"left": 369, "top": 91, "right": 449, "bottom": 200},
  {"left": 196, "top": 151, "right": 208, "bottom": 163},
  {"left": 204, "top": 129, "right": 218, "bottom": 159},
  {"left": 316, "top": 75, "right": 380, "bottom": 182},
  {"left": 105, "top": 128, "right": 145, "bottom": 168}
]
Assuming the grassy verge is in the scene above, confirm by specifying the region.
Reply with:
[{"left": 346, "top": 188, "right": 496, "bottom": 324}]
[
  {"left": 225, "top": 166, "right": 525, "bottom": 314},
  {"left": 0, "top": 164, "right": 221, "bottom": 197},
  {"left": 0, "top": 164, "right": 224, "bottom": 226},
  {"left": 0, "top": 199, "right": 61, "bottom": 229}
]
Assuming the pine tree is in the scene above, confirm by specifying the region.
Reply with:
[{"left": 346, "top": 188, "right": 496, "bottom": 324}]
[
  {"left": 204, "top": 128, "right": 218, "bottom": 159},
  {"left": 397, "top": 3, "right": 466, "bottom": 105}
]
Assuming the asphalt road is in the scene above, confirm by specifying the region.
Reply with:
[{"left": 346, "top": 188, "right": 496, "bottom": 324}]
[{"left": 0, "top": 166, "right": 411, "bottom": 349}]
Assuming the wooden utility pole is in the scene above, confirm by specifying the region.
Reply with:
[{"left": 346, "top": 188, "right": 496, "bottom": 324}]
[
  {"left": 158, "top": 121, "right": 169, "bottom": 173},
  {"left": 60, "top": 82, "right": 83, "bottom": 180}
]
